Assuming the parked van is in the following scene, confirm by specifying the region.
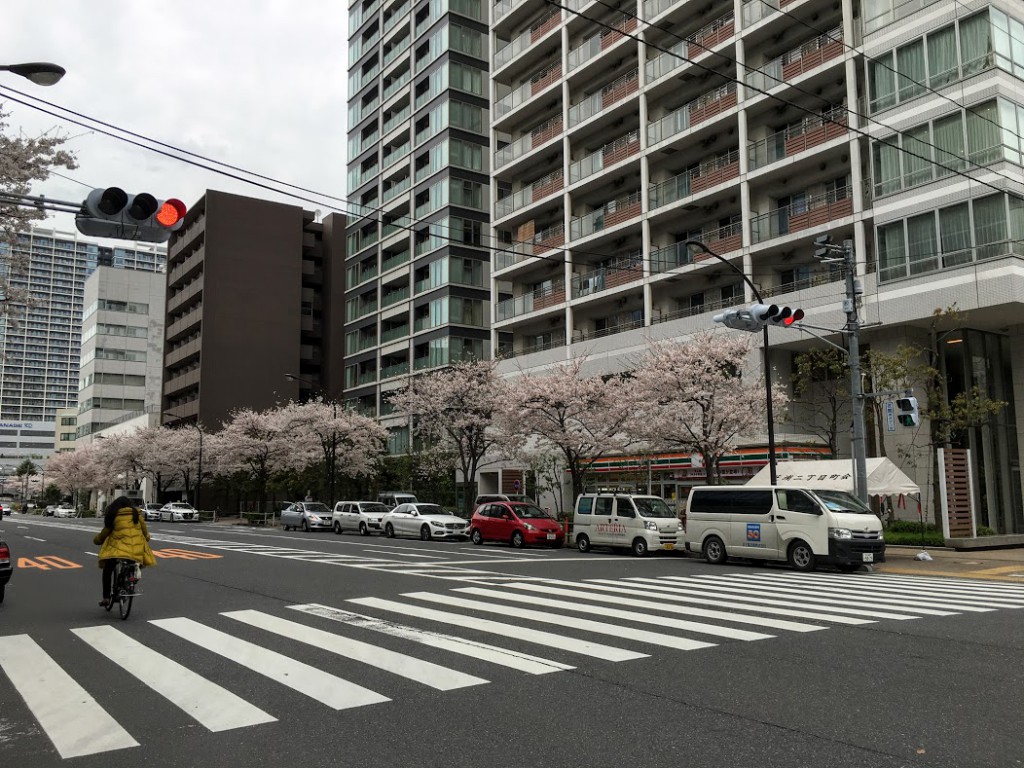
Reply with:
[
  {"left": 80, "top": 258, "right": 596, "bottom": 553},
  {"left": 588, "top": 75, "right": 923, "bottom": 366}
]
[
  {"left": 378, "top": 491, "right": 418, "bottom": 510},
  {"left": 573, "top": 494, "right": 683, "bottom": 556},
  {"left": 683, "top": 486, "right": 885, "bottom": 572}
]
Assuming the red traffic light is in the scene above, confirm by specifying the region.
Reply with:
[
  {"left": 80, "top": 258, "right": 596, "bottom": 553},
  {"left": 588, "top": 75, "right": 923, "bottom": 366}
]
[
  {"left": 783, "top": 309, "right": 805, "bottom": 326},
  {"left": 156, "top": 198, "right": 187, "bottom": 227}
]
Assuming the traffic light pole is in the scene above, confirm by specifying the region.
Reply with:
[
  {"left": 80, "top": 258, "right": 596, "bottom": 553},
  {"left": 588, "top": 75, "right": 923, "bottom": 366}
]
[
  {"left": 843, "top": 240, "right": 869, "bottom": 504},
  {"left": 686, "top": 241, "right": 777, "bottom": 484}
]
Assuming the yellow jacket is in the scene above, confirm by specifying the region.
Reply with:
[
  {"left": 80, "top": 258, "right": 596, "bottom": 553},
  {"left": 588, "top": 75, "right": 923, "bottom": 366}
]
[{"left": 94, "top": 507, "right": 156, "bottom": 568}]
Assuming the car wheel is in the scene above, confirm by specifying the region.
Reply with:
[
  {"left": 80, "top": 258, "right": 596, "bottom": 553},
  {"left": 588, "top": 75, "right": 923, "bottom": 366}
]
[
  {"left": 301, "top": 519, "right": 309, "bottom": 532},
  {"left": 359, "top": 522, "right": 368, "bottom": 536},
  {"left": 576, "top": 533, "right": 591, "bottom": 553},
  {"left": 511, "top": 531, "right": 525, "bottom": 549},
  {"left": 385, "top": 523, "right": 395, "bottom": 538},
  {"left": 631, "top": 538, "right": 648, "bottom": 557},
  {"left": 470, "top": 529, "right": 483, "bottom": 545},
  {"left": 703, "top": 536, "right": 728, "bottom": 565},
  {"left": 420, "top": 525, "right": 431, "bottom": 541},
  {"left": 788, "top": 540, "right": 817, "bottom": 572},
  {"left": 333, "top": 521, "right": 342, "bottom": 535}
]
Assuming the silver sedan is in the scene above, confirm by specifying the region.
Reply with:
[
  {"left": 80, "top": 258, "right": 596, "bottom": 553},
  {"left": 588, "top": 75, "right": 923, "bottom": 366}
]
[{"left": 281, "top": 501, "right": 333, "bottom": 532}]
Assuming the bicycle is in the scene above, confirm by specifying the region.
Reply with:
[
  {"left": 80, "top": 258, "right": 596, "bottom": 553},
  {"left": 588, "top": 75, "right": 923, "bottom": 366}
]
[{"left": 104, "top": 559, "right": 141, "bottom": 620}]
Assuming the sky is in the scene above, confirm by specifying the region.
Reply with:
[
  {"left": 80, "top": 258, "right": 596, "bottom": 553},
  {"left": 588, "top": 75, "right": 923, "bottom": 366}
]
[{"left": 0, "top": 2, "right": 349, "bottom": 238}]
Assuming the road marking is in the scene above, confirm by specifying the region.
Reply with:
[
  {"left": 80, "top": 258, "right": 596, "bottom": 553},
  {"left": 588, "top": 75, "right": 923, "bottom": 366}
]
[
  {"left": 224, "top": 609, "right": 488, "bottom": 691},
  {"left": 149, "top": 617, "right": 390, "bottom": 710},
  {"left": 290, "top": 603, "right": 573, "bottom": 675},
  {"left": 71, "top": 625, "right": 276, "bottom": 731},
  {"left": 495, "top": 582, "right": 829, "bottom": 632},
  {"left": 445, "top": 588, "right": 772, "bottom": 642},
  {"left": 0, "top": 634, "right": 139, "bottom": 758},
  {"left": 791, "top": 571, "right": 1024, "bottom": 600},
  {"left": 24, "top": 535, "right": 46, "bottom": 541},
  {"left": 348, "top": 596, "right": 648, "bottom": 661}
]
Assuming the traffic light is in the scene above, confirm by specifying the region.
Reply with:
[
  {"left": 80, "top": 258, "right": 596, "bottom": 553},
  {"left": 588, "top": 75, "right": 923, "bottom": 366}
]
[
  {"left": 713, "top": 306, "right": 764, "bottom": 332},
  {"left": 896, "top": 396, "right": 920, "bottom": 427},
  {"left": 714, "top": 303, "right": 805, "bottom": 332},
  {"left": 75, "top": 187, "right": 187, "bottom": 243}
]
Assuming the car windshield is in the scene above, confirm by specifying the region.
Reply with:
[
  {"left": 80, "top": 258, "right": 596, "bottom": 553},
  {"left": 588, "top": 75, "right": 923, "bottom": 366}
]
[
  {"left": 513, "top": 504, "right": 553, "bottom": 519},
  {"left": 634, "top": 498, "right": 674, "bottom": 518},
  {"left": 304, "top": 503, "right": 331, "bottom": 514},
  {"left": 170, "top": 504, "right": 192, "bottom": 509},
  {"left": 363, "top": 504, "right": 389, "bottom": 515},
  {"left": 416, "top": 504, "right": 445, "bottom": 515},
  {"left": 813, "top": 490, "right": 873, "bottom": 514}
]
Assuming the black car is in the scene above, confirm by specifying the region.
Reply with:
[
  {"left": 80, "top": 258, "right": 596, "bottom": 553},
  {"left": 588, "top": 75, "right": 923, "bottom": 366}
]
[{"left": 0, "top": 537, "right": 11, "bottom": 604}]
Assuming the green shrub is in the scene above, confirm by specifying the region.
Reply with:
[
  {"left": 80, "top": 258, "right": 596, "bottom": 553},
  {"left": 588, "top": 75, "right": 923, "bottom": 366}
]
[
  {"left": 883, "top": 530, "right": 946, "bottom": 546},
  {"left": 886, "top": 519, "right": 940, "bottom": 534},
  {"left": 976, "top": 525, "right": 997, "bottom": 537}
]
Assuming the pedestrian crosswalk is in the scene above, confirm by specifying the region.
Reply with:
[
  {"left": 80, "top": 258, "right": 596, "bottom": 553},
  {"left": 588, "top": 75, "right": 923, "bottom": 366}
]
[{"left": 3, "top": 571, "right": 1024, "bottom": 759}]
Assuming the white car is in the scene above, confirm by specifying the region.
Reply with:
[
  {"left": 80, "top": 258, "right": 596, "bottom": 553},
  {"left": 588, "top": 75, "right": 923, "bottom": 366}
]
[
  {"left": 332, "top": 501, "right": 390, "bottom": 536},
  {"left": 143, "top": 503, "right": 163, "bottom": 522},
  {"left": 381, "top": 503, "right": 469, "bottom": 541},
  {"left": 52, "top": 505, "right": 78, "bottom": 518},
  {"left": 160, "top": 502, "right": 199, "bottom": 522}
]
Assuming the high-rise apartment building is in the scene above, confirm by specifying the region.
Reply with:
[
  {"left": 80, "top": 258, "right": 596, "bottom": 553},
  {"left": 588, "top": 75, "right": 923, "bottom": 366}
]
[
  {"left": 490, "top": 0, "right": 1024, "bottom": 530},
  {"left": 344, "top": 0, "right": 492, "bottom": 452},
  {"left": 0, "top": 227, "right": 164, "bottom": 457}
]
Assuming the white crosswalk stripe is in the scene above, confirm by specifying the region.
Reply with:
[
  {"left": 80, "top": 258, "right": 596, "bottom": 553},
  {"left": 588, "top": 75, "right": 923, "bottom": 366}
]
[{"left": 7, "top": 571, "right": 1024, "bottom": 759}]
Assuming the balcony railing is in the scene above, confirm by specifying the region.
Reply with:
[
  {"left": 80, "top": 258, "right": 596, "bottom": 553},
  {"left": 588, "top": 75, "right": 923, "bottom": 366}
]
[
  {"left": 495, "top": 62, "right": 562, "bottom": 117},
  {"left": 570, "top": 191, "right": 642, "bottom": 239},
  {"left": 645, "top": 11, "right": 734, "bottom": 81},
  {"left": 382, "top": 104, "right": 411, "bottom": 134},
  {"left": 568, "top": 69, "right": 639, "bottom": 127},
  {"left": 381, "top": 325, "right": 410, "bottom": 343},
  {"left": 494, "top": 116, "right": 562, "bottom": 169},
  {"left": 383, "top": 175, "right": 412, "bottom": 203},
  {"left": 647, "top": 82, "right": 738, "bottom": 144},
  {"left": 381, "top": 249, "right": 411, "bottom": 272},
  {"left": 495, "top": 170, "right": 564, "bottom": 218},
  {"left": 751, "top": 186, "right": 854, "bottom": 243},
  {"left": 496, "top": 223, "right": 566, "bottom": 269},
  {"left": 579, "top": 315, "right": 645, "bottom": 341},
  {"left": 495, "top": 11, "right": 560, "bottom": 68},
  {"left": 383, "top": 0, "right": 411, "bottom": 32},
  {"left": 746, "top": 27, "right": 843, "bottom": 92},
  {"left": 651, "top": 295, "right": 738, "bottom": 324},
  {"left": 571, "top": 254, "right": 643, "bottom": 298},
  {"left": 381, "top": 286, "right": 410, "bottom": 307},
  {"left": 741, "top": 0, "right": 779, "bottom": 26},
  {"left": 570, "top": 130, "right": 641, "bottom": 184},
  {"left": 748, "top": 106, "right": 848, "bottom": 170},
  {"left": 500, "top": 335, "right": 566, "bottom": 358},
  {"left": 568, "top": 16, "right": 638, "bottom": 71},
  {"left": 760, "top": 270, "right": 842, "bottom": 298},
  {"left": 649, "top": 149, "right": 740, "bottom": 209},
  {"left": 495, "top": 280, "right": 567, "bottom": 321},
  {"left": 383, "top": 68, "right": 412, "bottom": 101},
  {"left": 380, "top": 361, "right": 411, "bottom": 379}
]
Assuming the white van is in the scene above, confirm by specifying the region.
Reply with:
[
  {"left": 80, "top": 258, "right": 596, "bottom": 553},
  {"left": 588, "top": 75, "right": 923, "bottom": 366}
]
[
  {"left": 683, "top": 486, "right": 885, "bottom": 572},
  {"left": 573, "top": 494, "right": 683, "bottom": 556}
]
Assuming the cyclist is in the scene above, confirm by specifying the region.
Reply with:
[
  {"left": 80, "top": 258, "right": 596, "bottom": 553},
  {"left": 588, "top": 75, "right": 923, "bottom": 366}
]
[{"left": 93, "top": 496, "right": 156, "bottom": 608}]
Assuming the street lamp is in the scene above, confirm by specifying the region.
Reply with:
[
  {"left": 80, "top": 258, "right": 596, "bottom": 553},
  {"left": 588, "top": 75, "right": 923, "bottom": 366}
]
[
  {"left": 285, "top": 373, "right": 339, "bottom": 506},
  {"left": 0, "top": 62, "right": 65, "bottom": 86},
  {"left": 685, "top": 240, "right": 778, "bottom": 484},
  {"left": 162, "top": 411, "right": 203, "bottom": 514}
]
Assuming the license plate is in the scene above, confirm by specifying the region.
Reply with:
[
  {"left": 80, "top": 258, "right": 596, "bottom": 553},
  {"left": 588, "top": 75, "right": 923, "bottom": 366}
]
[
  {"left": 862, "top": 553, "right": 874, "bottom": 563},
  {"left": 546, "top": 533, "right": 555, "bottom": 540},
  {"left": 663, "top": 543, "right": 674, "bottom": 550}
]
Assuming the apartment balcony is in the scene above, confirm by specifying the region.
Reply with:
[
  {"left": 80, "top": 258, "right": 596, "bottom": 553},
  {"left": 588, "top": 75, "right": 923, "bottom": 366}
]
[
  {"left": 760, "top": 269, "right": 844, "bottom": 299},
  {"left": 495, "top": 279, "right": 567, "bottom": 321},
  {"left": 383, "top": 68, "right": 412, "bottom": 102},
  {"left": 651, "top": 295, "right": 738, "bottom": 325},
  {"left": 494, "top": 116, "right": 562, "bottom": 171},
  {"left": 649, "top": 149, "right": 740, "bottom": 209},
  {"left": 495, "top": 61, "right": 562, "bottom": 119},
  {"left": 745, "top": 27, "right": 844, "bottom": 93},
  {"left": 381, "top": 285, "right": 411, "bottom": 308},
  {"left": 570, "top": 192, "right": 642, "bottom": 240},
  {"left": 166, "top": 276, "right": 204, "bottom": 315},
  {"left": 382, "top": 36, "right": 410, "bottom": 68},
  {"left": 167, "top": 246, "right": 204, "bottom": 286},
  {"left": 650, "top": 222, "right": 744, "bottom": 272},
  {"left": 494, "top": 10, "right": 560, "bottom": 70},
  {"left": 163, "top": 368, "right": 201, "bottom": 395},
  {"left": 381, "top": 247, "right": 411, "bottom": 273},
  {"left": 647, "top": 83, "right": 738, "bottom": 145},
  {"left": 496, "top": 222, "right": 566, "bottom": 270},
  {"left": 751, "top": 187, "right": 854, "bottom": 244},
  {"left": 348, "top": 298, "right": 379, "bottom": 322},
  {"left": 571, "top": 254, "right": 643, "bottom": 299},
  {"left": 497, "top": 331, "right": 567, "bottom": 359},
  {"left": 568, "top": 69, "right": 639, "bottom": 128},
  {"left": 567, "top": 16, "right": 637, "bottom": 72},
  {"left": 380, "top": 361, "right": 411, "bottom": 380},
  {"left": 164, "top": 338, "right": 201, "bottom": 368},
  {"left": 748, "top": 106, "right": 849, "bottom": 170},
  {"left": 574, "top": 312, "right": 645, "bottom": 342},
  {"left": 383, "top": 0, "right": 411, "bottom": 32},
  {"left": 644, "top": 11, "right": 734, "bottom": 82},
  {"left": 165, "top": 306, "right": 202, "bottom": 342},
  {"left": 383, "top": 174, "right": 412, "bottom": 203},
  {"left": 495, "top": 170, "right": 564, "bottom": 220},
  {"left": 569, "top": 130, "right": 640, "bottom": 185}
]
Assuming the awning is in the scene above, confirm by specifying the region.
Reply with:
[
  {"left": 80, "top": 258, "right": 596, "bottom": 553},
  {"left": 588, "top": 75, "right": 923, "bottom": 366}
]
[{"left": 746, "top": 458, "right": 919, "bottom": 497}]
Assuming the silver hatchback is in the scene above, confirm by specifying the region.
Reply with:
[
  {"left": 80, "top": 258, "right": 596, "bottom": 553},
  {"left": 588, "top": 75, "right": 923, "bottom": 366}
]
[{"left": 281, "top": 501, "right": 333, "bottom": 532}]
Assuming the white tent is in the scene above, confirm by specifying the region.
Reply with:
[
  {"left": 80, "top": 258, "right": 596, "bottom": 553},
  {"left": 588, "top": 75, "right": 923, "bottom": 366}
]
[{"left": 746, "top": 458, "right": 919, "bottom": 497}]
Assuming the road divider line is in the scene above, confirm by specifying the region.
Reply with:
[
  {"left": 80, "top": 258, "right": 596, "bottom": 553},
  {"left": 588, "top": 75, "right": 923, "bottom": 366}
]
[
  {"left": 224, "top": 609, "right": 488, "bottom": 691},
  {"left": 149, "top": 617, "right": 390, "bottom": 711},
  {"left": 290, "top": 603, "right": 573, "bottom": 674},
  {"left": 0, "top": 634, "right": 139, "bottom": 758},
  {"left": 71, "top": 625, "right": 276, "bottom": 731}
]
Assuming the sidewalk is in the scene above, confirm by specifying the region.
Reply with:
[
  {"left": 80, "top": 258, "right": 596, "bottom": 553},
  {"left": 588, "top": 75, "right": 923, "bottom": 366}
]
[{"left": 877, "top": 545, "right": 1024, "bottom": 581}]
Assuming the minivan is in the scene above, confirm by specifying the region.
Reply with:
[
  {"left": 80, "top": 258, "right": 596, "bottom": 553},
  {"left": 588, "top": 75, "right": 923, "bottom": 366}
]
[
  {"left": 573, "top": 494, "right": 683, "bottom": 556},
  {"left": 378, "top": 491, "right": 418, "bottom": 509},
  {"left": 683, "top": 486, "right": 885, "bottom": 572}
]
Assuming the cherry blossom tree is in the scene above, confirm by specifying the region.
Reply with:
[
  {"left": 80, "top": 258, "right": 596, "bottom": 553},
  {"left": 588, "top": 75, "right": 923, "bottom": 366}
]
[
  {"left": 1, "top": 107, "right": 77, "bottom": 319},
  {"left": 630, "top": 332, "right": 788, "bottom": 484},
  {"left": 43, "top": 448, "right": 100, "bottom": 508},
  {"left": 498, "top": 357, "right": 635, "bottom": 503},
  {"left": 388, "top": 360, "right": 505, "bottom": 504},
  {"left": 278, "top": 398, "right": 387, "bottom": 504}
]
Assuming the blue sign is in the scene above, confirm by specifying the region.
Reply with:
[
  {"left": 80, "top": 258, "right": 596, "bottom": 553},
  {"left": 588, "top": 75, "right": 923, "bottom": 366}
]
[{"left": 746, "top": 523, "right": 761, "bottom": 542}]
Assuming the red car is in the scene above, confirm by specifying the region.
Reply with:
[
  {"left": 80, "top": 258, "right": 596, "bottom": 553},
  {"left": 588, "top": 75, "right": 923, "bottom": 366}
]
[{"left": 470, "top": 501, "right": 564, "bottom": 549}]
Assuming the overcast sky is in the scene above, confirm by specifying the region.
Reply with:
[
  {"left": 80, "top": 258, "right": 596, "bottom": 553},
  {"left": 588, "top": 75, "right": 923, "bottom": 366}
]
[{"left": 1, "top": 2, "right": 348, "bottom": 239}]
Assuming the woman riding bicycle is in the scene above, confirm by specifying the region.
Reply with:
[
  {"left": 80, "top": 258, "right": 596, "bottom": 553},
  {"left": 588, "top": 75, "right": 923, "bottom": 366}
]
[{"left": 94, "top": 496, "right": 156, "bottom": 608}]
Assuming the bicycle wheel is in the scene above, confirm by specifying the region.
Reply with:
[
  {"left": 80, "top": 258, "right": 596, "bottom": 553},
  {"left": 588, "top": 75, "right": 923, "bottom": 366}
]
[
  {"left": 104, "top": 562, "right": 118, "bottom": 612},
  {"left": 118, "top": 589, "right": 133, "bottom": 620}
]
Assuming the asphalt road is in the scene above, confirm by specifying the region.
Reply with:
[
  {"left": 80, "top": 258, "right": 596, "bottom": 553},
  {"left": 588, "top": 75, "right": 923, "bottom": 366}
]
[{"left": 2, "top": 514, "right": 1024, "bottom": 768}]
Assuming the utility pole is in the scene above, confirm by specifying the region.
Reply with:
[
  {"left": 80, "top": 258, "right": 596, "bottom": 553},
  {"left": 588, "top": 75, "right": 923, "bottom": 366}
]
[{"left": 843, "top": 240, "right": 868, "bottom": 503}]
